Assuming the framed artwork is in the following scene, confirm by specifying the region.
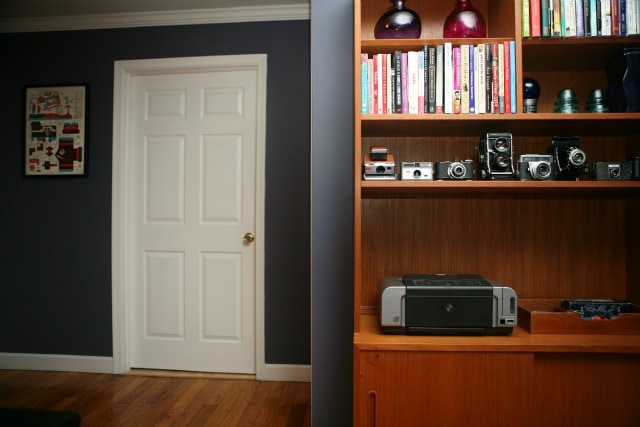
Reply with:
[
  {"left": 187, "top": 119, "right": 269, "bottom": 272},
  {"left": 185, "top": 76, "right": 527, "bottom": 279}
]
[{"left": 24, "top": 84, "right": 88, "bottom": 176}]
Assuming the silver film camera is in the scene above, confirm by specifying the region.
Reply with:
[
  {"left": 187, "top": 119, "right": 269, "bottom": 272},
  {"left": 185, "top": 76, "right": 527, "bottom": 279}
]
[
  {"left": 401, "top": 162, "right": 433, "bottom": 180},
  {"left": 477, "top": 132, "right": 515, "bottom": 180},
  {"left": 435, "top": 159, "right": 474, "bottom": 180},
  {"left": 517, "top": 154, "right": 557, "bottom": 181}
]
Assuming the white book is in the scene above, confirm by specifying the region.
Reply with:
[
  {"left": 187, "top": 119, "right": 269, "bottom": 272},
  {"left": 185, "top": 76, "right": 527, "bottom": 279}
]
[
  {"left": 444, "top": 43, "right": 453, "bottom": 114},
  {"left": 477, "top": 44, "right": 486, "bottom": 114},
  {"left": 602, "top": 0, "right": 612, "bottom": 35},
  {"left": 408, "top": 51, "right": 419, "bottom": 114},
  {"left": 436, "top": 45, "right": 444, "bottom": 113}
]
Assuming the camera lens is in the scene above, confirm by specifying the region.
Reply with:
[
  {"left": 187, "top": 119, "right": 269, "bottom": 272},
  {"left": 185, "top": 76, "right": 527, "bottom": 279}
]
[
  {"left": 609, "top": 166, "right": 620, "bottom": 179},
  {"left": 448, "top": 162, "right": 466, "bottom": 179},
  {"left": 375, "top": 165, "right": 386, "bottom": 174},
  {"left": 493, "top": 153, "right": 510, "bottom": 168},
  {"left": 569, "top": 148, "right": 586, "bottom": 166},
  {"left": 530, "top": 162, "right": 552, "bottom": 180},
  {"left": 494, "top": 137, "right": 510, "bottom": 152},
  {"left": 413, "top": 170, "right": 422, "bottom": 178}
]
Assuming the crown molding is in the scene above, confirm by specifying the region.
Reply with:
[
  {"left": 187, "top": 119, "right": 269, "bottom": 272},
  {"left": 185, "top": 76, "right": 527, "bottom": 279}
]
[{"left": 0, "top": 4, "right": 310, "bottom": 33}]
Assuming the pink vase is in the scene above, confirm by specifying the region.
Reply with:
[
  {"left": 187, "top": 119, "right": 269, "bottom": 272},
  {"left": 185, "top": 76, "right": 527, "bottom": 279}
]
[{"left": 443, "top": 0, "right": 487, "bottom": 38}]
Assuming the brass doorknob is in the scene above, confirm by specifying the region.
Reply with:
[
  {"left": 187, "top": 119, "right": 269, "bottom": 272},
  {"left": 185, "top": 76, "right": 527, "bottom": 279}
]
[{"left": 244, "top": 232, "right": 255, "bottom": 243}]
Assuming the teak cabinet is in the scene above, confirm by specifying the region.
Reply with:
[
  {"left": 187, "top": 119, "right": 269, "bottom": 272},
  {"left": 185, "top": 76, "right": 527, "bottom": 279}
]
[{"left": 352, "top": 1, "right": 640, "bottom": 426}]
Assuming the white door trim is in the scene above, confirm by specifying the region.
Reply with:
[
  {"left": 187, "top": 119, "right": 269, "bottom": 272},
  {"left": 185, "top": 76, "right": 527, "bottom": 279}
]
[{"left": 111, "top": 54, "right": 266, "bottom": 379}]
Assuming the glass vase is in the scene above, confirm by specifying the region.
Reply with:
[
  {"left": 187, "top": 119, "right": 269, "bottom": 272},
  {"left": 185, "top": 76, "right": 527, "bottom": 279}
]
[
  {"left": 443, "top": 0, "right": 487, "bottom": 38},
  {"left": 623, "top": 48, "right": 640, "bottom": 112},
  {"left": 374, "top": 0, "right": 422, "bottom": 39}
]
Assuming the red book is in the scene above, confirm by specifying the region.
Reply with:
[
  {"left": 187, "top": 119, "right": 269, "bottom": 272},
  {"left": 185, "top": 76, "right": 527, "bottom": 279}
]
[
  {"left": 491, "top": 43, "right": 499, "bottom": 114},
  {"left": 530, "top": 0, "right": 542, "bottom": 37}
]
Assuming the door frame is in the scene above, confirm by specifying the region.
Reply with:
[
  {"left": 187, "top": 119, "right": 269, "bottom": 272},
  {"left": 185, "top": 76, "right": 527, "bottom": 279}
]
[{"left": 111, "top": 54, "right": 267, "bottom": 378}]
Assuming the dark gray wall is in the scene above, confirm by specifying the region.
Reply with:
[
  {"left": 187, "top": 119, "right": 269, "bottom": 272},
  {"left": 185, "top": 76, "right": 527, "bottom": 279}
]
[
  {"left": 0, "top": 20, "right": 310, "bottom": 365},
  {"left": 311, "top": 0, "right": 354, "bottom": 425}
]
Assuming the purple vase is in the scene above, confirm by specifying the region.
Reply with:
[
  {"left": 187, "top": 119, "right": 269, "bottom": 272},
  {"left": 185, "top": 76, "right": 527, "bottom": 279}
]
[
  {"left": 374, "top": 0, "right": 422, "bottom": 39},
  {"left": 443, "top": 0, "right": 487, "bottom": 38}
]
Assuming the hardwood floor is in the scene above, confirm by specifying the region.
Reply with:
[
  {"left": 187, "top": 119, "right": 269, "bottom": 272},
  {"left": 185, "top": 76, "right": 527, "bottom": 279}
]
[{"left": 0, "top": 370, "right": 311, "bottom": 426}]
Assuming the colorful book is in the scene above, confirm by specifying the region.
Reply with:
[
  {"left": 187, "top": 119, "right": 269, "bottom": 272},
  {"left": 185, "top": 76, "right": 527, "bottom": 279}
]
[
  {"left": 469, "top": 45, "right": 476, "bottom": 114},
  {"left": 576, "top": 0, "right": 586, "bottom": 36},
  {"left": 453, "top": 46, "right": 461, "bottom": 114},
  {"left": 401, "top": 52, "right": 409, "bottom": 114},
  {"left": 531, "top": 0, "right": 542, "bottom": 36},
  {"left": 477, "top": 44, "right": 486, "bottom": 114},
  {"left": 460, "top": 45, "right": 470, "bottom": 114},
  {"left": 436, "top": 44, "right": 444, "bottom": 113},
  {"left": 498, "top": 43, "right": 505, "bottom": 114},
  {"left": 523, "top": 0, "right": 531, "bottom": 36},
  {"left": 393, "top": 51, "right": 402, "bottom": 113},
  {"left": 418, "top": 50, "right": 425, "bottom": 114},
  {"left": 491, "top": 43, "right": 499, "bottom": 114},
  {"left": 510, "top": 40, "right": 517, "bottom": 114},
  {"left": 503, "top": 41, "right": 511, "bottom": 114},
  {"left": 542, "top": 0, "right": 552, "bottom": 35},
  {"left": 360, "top": 54, "right": 368, "bottom": 114}
]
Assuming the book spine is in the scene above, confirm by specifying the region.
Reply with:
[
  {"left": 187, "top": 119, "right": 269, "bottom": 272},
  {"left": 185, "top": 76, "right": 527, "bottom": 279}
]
[
  {"left": 381, "top": 53, "right": 388, "bottom": 114},
  {"left": 566, "top": 0, "right": 577, "bottom": 36},
  {"left": 486, "top": 43, "right": 493, "bottom": 113},
  {"left": 469, "top": 45, "right": 476, "bottom": 114},
  {"left": 590, "top": 0, "right": 598, "bottom": 35},
  {"left": 620, "top": 0, "right": 627, "bottom": 35},
  {"left": 367, "top": 57, "right": 374, "bottom": 114},
  {"left": 428, "top": 47, "right": 437, "bottom": 114},
  {"left": 523, "top": 0, "right": 531, "bottom": 36},
  {"left": 491, "top": 43, "right": 499, "bottom": 114},
  {"left": 393, "top": 51, "right": 402, "bottom": 113},
  {"left": 602, "top": 0, "right": 612, "bottom": 36},
  {"left": 503, "top": 41, "right": 511, "bottom": 114},
  {"left": 531, "top": 0, "right": 543, "bottom": 36},
  {"left": 401, "top": 52, "right": 409, "bottom": 114},
  {"left": 386, "top": 54, "right": 393, "bottom": 114},
  {"left": 612, "top": 0, "right": 620, "bottom": 34},
  {"left": 461, "top": 45, "right": 470, "bottom": 114},
  {"left": 360, "top": 54, "right": 368, "bottom": 114},
  {"left": 584, "top": 0, "right": 592, "bottom": 35},
  {"left": 553, "top": 0, "right": 563, "bottom": 35},
  {"left": 510, "top": 40, "right": 517, "bottom": 114},
  {"left": 444, "top": 42, "right": 453, "bottom": 114},
  {"left": 423, "top": 45, "right": 429, "bottom": 113},
  {"left": 477, "top": 44, "right": 486, "bottom": 114},
  {"left": 628, "top": 0, "right": 638, "bottom": 35},
  {"left": 498, "top": 43, "right": 505, "bottom": 114},
  {"left": 453, "top": 47, "right": 461, "bottom": 114},
  {"left": 542, "top": 0, "right": 552, "bottom": 35},
  {"left": 436, "top": 45, "right": 444, "bottom": 113},
  {"left": 576, "top": 0, "right": 586, "bottom": 36},
  {"left": 418, "top": 49, "right": 425, "bottom": 114}
]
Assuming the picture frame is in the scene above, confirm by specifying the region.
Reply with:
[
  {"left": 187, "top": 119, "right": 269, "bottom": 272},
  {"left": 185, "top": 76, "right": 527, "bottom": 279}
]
[{"left": 24, "top": 84, "right": 88, "bottom": 176}]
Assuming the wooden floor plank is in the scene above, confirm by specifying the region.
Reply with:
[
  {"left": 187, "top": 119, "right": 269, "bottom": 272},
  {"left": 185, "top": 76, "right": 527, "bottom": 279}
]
[{"left": 0, "top": 370, "right": 310, "bottom": 426}]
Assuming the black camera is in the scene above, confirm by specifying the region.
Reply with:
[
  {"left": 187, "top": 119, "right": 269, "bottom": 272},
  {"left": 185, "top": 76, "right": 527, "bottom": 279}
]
[
  {"left": 435, "top": 159, "right": 474, "bottom": 180},
  {"left": 591, "top": 162, "right": 633, "bottom": 180},
  {"left": 517, "top": 154, "right": 557, "bottom": 181},
  {"left": 476, "top": 132, "right": 515, "bottom": 180},
  {"left": 629, "top": 156, "right": 640, "bottom": 180},
  {"left": 549, "top": 136, "right": 589, "bottom": 179}
]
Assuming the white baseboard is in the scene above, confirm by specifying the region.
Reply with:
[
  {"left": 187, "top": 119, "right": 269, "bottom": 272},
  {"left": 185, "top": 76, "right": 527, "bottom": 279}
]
[
  {"left": 0, "top": 353, "right": 310, "bottom": 382},
  {"left": 0, "top": 353, "right": 114, "bottom": 374},
  {"left": 261, "top": 364, "right": 311, "bottom": 382}
]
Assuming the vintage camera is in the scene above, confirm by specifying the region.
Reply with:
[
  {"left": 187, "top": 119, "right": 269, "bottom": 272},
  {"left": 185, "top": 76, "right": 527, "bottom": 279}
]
[
  {"left": 435, "top": 159, "right": 474, "bottom": 180},
  {"left": 517, "top": 154, "right": 557, "bottom": 181},
  {"left": 363, "top": 153, "right": 396, "bottom": 180},
  {"left": 591, "top": 162, "right": 633, "bottom": 180},
  {"left": 401, "top": 162, "right": 433, "bottom": 180},
  {"left": 476, "top": 132, "right": 515, "bottom": 180},
  {"left": 629, "top": 156, "right": 640, "bottom": 180},
  {"left": 549, "top": 136, "right": 589, "bottom": 179}
]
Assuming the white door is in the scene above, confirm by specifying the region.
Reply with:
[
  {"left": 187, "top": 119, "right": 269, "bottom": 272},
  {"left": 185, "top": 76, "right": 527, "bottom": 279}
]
[{"left": 112, "top": 55, "right": 266, "bottom": 375}]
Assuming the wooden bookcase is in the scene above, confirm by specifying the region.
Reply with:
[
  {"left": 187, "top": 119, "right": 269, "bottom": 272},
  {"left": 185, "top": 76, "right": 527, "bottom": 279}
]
[{"left": 353, "top": 1, "right": 640, "bottom": 425}]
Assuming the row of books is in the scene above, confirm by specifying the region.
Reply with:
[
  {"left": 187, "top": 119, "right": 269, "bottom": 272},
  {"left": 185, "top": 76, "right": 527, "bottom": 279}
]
[
  {"left": 523, "top": 0, "right": 640, "bottom": 37},
  {"left": 360, "top": 42, "right": 517, "bottom": 115}
]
